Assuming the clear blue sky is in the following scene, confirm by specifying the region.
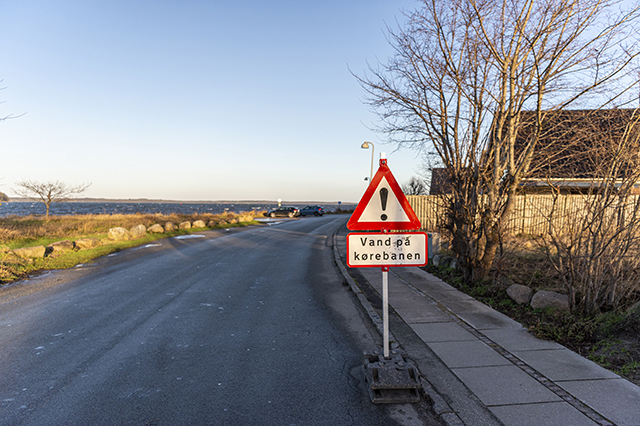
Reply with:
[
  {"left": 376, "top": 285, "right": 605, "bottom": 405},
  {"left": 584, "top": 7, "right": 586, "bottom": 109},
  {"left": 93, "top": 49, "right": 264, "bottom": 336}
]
[{"left": 0, "top": 0, "right": 425, "bottom": 203}]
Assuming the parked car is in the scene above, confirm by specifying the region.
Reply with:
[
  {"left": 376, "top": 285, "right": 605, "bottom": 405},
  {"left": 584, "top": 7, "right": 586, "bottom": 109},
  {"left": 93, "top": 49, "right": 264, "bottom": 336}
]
[
  {"left": 267, "top": 206, "right": 300, "bottom": 218},
  {"left": 299, "top": 205, "right": 324, "bottom": 216}
]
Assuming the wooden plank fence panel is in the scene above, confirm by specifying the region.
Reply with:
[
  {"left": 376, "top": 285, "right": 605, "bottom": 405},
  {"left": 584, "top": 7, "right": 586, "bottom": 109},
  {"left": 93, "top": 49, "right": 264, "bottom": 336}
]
[{"left": 407, "top": 195, "right": 640, "bottom": 235}]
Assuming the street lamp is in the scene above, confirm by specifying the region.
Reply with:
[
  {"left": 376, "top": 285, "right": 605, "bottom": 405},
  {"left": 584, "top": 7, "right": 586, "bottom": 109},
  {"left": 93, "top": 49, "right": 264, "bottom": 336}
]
[{"left": 361, "top": 141, "right": 374, "bottom": 181}]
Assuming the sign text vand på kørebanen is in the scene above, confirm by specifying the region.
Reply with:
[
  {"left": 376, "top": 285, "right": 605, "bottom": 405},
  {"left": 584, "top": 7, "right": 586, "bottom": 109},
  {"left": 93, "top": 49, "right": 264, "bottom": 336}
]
[{"left": 347, "top": 232, "right": 427, "bottom": 268}]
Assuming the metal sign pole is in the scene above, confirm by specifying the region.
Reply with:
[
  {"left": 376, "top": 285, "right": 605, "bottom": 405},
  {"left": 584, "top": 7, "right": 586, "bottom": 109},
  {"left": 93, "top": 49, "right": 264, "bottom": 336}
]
[{"left": 382, "top": 266, "right": 389, "bottom": 358}]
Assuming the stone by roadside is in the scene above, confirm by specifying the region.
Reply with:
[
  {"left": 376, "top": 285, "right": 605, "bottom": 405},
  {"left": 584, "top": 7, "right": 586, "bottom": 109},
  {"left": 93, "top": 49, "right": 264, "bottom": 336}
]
[
  {"left": 506, "top": 284, "right": 570, "bottom": 311},
  {"left": 74, "top": 238, "right": 101, "bottom": 250},
  {"left": 432, "top": 256, "right": 571, "bottom": 312},
  {"left": 11, "top": 246, "right": 46, "bottom": 259}
]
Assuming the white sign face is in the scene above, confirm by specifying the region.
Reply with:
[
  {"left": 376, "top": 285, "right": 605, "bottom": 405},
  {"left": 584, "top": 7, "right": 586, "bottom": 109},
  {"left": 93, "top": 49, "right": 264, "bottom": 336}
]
[
  {"left": 347, "top": 232, "right": 428, "bottom": 268},
  {"left": 357, "top": 177, "right": 413, "bottom": 223}
]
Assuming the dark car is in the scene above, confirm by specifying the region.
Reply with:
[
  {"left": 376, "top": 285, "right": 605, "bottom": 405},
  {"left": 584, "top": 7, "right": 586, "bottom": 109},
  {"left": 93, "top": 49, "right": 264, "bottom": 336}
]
[
  {"left": 299, "top": 205, "right": 324, "bottom": 216},
  {"left": 267, "top": 206, "right": 300, "bottom": 218}
]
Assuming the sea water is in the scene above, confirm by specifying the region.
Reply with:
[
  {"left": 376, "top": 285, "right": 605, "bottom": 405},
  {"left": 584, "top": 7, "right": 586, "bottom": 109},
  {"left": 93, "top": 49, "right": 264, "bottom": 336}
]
[{"left": 0, "top": 202, "right": 276, "bottom": 217}]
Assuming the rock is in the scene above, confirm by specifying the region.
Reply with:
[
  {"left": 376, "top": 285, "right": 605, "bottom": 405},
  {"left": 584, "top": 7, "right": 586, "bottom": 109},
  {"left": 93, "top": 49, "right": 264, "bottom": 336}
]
[
  {"left": 218, "top": 220, "right": 228, "bottom": 225},
  {"left": 238, "top": 214, "right": 253, "bottom": 223},
  {"left": 11, "top": 246, "right": 46, "bottom": 259},
  {"left": 165, "top": 222, "right": 177, "bottom": 232},
  {"left": 450, "top": 258, "right": 460, "bottom": 270},
  {"left": 507, "top": 284, "right": 534, "bottom": 304},
  {"left": 229, "top": 218, "right": 238, "bottom": 224},
  {"left": 108, "top": 227, "right": 131, "bottom": 241},
  {"left": 530, "top": 290, "right": 570, "bottom": 312},
  {"left": 207, "top": 220, "right": 218, "bottom": 227},
  {"left": 47, "top": 240, "right": 75, "bottom": 255},
  {"left": 179, "top": 221, "right": 191, "bottom": 230},
  {"left": 75, "top": 238, "right": 100, "bottom": 250},
  {"left": 192, "top": 220, "right": 206, "bottom": 228},
  {"left": 147, "top": 224, "right": 164, "bottom": 233},
  {"left": 129, "top": 224, "right": 147, "bottom": 238}
]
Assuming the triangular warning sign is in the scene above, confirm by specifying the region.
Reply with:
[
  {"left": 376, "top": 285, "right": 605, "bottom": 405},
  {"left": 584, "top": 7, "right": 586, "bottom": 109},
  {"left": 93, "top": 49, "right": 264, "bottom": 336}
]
[{"left": 347, "top": 159, "right": 421, "bottom": 231}]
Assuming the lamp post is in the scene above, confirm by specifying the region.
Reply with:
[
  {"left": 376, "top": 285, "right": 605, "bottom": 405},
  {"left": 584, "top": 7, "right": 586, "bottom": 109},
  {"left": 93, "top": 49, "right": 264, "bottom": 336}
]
[{"left": 361, "top": 141, "right": 374, "bottom": 181}]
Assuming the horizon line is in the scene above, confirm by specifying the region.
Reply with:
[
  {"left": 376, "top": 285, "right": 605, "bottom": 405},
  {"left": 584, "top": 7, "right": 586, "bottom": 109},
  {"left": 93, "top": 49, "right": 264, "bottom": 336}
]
[{"left": 4, "top": 197, "right": 357, "bottom": 205}]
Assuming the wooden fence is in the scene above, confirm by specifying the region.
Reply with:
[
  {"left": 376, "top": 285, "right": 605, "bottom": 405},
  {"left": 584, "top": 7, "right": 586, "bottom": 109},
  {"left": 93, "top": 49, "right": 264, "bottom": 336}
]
[{"left": 407, "top": 194, "right": 640, "bottom": 235}]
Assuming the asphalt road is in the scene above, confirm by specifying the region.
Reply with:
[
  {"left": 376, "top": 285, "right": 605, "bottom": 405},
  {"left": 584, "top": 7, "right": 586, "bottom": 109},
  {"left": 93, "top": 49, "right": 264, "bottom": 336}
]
[{"left": 0, "top": 216, "right": 439, "bottom": 426}]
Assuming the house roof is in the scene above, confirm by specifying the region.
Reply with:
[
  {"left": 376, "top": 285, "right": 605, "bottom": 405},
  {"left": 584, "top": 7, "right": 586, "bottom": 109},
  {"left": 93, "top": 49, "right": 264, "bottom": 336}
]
[
  {"left": 429, "top": 108, "right": 640, "bottom": 194},
  {"left": 518, "top": 108, "right": 640, "bottom": 180}
]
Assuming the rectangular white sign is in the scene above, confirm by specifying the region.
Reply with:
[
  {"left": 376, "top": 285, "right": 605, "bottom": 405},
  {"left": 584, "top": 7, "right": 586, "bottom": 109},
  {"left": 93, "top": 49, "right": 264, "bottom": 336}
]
[{"left": 347, "top": 232, "right": 428, "bottom": 268}]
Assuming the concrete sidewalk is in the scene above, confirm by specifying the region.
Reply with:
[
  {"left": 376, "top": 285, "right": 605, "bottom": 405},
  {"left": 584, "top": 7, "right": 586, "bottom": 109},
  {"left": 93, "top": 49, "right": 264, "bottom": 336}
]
[{"left": 334, "top": 230, "right": 640, "bottom": 426}]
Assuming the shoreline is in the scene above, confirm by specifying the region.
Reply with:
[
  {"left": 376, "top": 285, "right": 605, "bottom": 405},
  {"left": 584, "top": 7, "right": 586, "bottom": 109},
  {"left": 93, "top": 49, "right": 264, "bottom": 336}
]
[{"left": 5, "top": 198, "right": 356, "bottom": 206}]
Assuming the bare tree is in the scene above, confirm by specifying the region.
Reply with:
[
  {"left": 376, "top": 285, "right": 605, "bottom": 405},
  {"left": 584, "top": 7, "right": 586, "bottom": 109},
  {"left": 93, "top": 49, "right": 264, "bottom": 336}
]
[
  {"left": 1, "top": 80, "right": 24, "bottom": 122},
  {"left": 13, "top": 180, "right": 91, "bottom": 217},
  {"left": 402, "top": 176, "right": 428, "bottom": 195},
  {"left": 356, "top": 0, "right": 640, "bottom": 282}
]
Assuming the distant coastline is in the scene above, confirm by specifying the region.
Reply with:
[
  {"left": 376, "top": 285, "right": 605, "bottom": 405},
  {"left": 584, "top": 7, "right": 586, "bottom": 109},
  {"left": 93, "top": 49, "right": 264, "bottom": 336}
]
[
  {"left": 1, "top": 199, "right": 357, "bottom": 217},
  {"left": 6, "top": 197, "right": 355, "bottom": 206}
]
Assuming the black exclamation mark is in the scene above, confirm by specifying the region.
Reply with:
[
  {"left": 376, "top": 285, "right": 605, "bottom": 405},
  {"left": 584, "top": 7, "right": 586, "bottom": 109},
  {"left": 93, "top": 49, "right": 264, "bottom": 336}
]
[{"left": 380, "top": 188, "right": 388, "bottom": 221}]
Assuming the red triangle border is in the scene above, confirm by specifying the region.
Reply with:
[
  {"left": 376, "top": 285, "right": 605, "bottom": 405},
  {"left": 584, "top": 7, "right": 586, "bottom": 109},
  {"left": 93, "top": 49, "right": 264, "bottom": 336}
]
[{"left": 347, "top": 160, "right": 421, "bottom": 231}]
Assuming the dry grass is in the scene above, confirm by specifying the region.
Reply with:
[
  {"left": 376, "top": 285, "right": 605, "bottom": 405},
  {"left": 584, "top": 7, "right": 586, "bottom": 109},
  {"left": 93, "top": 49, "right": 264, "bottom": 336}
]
[{"left": 493, "top": 237, "right": 565, "bottom": 292}]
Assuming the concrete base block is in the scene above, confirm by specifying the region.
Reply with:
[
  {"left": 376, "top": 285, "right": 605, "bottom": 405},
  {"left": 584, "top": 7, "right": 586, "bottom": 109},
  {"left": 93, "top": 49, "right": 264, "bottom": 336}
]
[{"left": 363, "top": 349, "right": 422, "bottom": 404}]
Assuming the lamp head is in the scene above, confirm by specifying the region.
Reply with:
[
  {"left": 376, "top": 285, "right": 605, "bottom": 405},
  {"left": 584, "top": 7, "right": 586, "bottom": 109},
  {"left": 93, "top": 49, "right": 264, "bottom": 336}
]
[{"left": 361, "top": 141, "right": 372, "bottom": 149}]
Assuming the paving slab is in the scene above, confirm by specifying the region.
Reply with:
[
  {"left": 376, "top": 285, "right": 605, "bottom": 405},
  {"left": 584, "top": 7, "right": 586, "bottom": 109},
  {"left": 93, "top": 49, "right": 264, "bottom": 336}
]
[
  {"left": 452, "top": 365, "right": 562, "bottom": 406},
  {"left": 393, "top": 267, "right": 458, "bottom": 292},
  {"left": 359, "top": 268, "right": 384, "bottom": 283},
  {"left": 395, "top": 305, "right": 454, "bottom": 324},
  {"left": 386, "top": 288, "right": 415, "bottom": 300},
  {"left": 436, "top": 296, "right": 499, "bottom": 313},
  {"left": 489, "top": 401, "right": 600, "bottom": 426},
  {"left": 362, "top": 269, "right": 455, "bottom": 323},
  {"left": 412, "top": 287, "right": 477, "bottom": 304},
  {"left": 482, "top": 327, "right": 563, "bottom": 352},
  {"left": 410, "top": 322, "right": 476, "bottom": 343},
  {"left": 392, "top": 269, "right": 478, "bottom": 302},
  {"left": 456, "top": 310, "right": 523, "bottom": 331},
  {"left": 386, "top": 288, "right": 434, "bottom": 308},
  {"left": 429, "top": 340, "right": 512, "bottom": 368},
  {"left": 557, "top": 378, "right": 640, "bottom": 426},
  {"left": 514, "top": 348, "right": 620, "bottom": 381}
]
